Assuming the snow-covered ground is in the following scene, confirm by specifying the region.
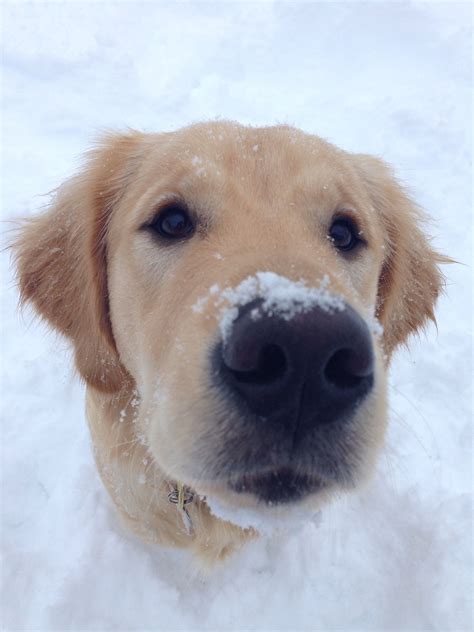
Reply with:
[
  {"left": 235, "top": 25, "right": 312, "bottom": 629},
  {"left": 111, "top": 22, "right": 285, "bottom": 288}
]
[{"left": 1, "top": 2, "right": 472, "bottom": 630}]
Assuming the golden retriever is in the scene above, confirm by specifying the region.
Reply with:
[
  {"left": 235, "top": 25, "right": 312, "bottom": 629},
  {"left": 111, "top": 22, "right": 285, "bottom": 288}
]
[{"left": 13, "top": 121, "right": 447, "bottom": 564}]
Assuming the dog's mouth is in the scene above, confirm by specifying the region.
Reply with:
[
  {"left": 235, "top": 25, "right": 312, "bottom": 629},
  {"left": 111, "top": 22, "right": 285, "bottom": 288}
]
[
  {"left": 228, "top": 467, "right": 327, "bottom": 504},
  {"left": 196, "top": 466, "right": 329, "bottom": 533}
]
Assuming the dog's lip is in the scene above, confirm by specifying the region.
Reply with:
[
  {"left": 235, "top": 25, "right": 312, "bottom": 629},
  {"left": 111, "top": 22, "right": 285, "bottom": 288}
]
[{"left": 228, "top": 466, "right": 327, "bottom": 504}]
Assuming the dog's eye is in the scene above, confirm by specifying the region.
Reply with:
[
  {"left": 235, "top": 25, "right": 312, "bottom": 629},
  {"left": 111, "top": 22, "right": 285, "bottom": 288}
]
[
  {"left": 151, "top": 204, "right": 195, "bottom": 240},
  {"left": 328, "top": 218, "right": 360, "bottom": 252}
]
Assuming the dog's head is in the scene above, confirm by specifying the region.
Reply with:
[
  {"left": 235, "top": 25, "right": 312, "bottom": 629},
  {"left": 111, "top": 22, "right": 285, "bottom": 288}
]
[{"left": 14, "top": 122, "right": 446, "bottom": 515}]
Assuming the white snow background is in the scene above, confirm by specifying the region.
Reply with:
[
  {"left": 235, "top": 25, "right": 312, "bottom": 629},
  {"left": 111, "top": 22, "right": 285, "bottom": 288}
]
[{"left": 1, "top": 2, "right": 472, "bottom": 630}]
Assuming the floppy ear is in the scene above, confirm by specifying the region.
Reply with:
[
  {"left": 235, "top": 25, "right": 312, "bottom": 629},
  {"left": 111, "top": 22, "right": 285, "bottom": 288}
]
[
  {"left": 353, "top": 155, "right": 449, "bottom": 358},
  {"left": 13, "top": 131, "right": 145, "bottom": 392}
]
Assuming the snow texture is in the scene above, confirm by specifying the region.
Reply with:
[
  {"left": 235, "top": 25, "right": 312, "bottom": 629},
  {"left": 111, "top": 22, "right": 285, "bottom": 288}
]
[
  {"left": 206, "top": 494, "right": 322, "bottom": 536},
  {"left": 193, "top": 272, "right": 346, "bottom": 342},
  {"left": 1, "top": 3, "right": 472, "bottom": 631}
]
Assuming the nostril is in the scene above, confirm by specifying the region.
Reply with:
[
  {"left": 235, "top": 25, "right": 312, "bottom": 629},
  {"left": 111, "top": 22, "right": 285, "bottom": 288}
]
[
  {"left": 324, "top": 348, "right": 373, "bottom": 389},
  {"left": 227, "top": 343, "right": 288, "bottom": 385}
]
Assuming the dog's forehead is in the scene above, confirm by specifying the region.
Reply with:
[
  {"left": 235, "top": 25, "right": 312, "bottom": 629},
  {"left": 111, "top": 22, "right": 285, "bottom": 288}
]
[
  {"left": 139, "top": 122, "right": 361, "bottom": 213},
  {"left": 166, "top": 121, "right": 346, "bottom": 173}
]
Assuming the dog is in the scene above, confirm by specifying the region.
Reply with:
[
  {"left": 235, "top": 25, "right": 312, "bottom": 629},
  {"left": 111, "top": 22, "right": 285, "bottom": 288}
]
[{"left": 13, "top": 121, "right": 447, "bottom": 564}]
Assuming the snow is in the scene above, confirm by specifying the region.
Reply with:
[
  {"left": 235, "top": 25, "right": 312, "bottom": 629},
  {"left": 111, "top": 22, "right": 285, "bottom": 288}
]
[
  {"left": 1, "top": 3, "right": 472, "bottom": 631},
  {"left": 194, "top": 271, "right": 383, "bottom": 347},
  {"left": 206, "top": 494, "right": 322, "bottom": 536},
  {"left": 192, "top": 272, "right": 348, "bottom": 343},
  {"left": 212, "top": 272, "right": 346, "bottom": 342}
]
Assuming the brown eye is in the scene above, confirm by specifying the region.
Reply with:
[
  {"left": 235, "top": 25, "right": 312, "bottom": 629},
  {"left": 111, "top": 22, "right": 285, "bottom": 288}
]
[
  {"left": 151, "top": 204, "right": 195, "bottom": 240},
  {"left": 329, "top": 218, "right": 359, "bottom": 252}
]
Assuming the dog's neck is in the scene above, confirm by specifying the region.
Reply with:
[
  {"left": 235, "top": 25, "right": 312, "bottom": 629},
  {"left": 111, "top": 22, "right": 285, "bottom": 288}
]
[{"left": 85, "top": 383, "right": 254, "bottom": 564}]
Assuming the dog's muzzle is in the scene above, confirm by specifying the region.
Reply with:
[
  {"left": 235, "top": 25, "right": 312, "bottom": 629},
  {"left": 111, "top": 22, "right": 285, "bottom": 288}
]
[{"left": 212, "top": 300, "right": 375, "bottom": 503}]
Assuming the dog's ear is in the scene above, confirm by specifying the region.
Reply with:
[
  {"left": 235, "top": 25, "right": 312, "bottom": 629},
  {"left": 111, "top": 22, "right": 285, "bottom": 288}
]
[
  {"left": 353, "top": 154, "right": 449, "bottom": 358},
  {"left": 13, "top": 131, "right": 145, "bottom": 392}
]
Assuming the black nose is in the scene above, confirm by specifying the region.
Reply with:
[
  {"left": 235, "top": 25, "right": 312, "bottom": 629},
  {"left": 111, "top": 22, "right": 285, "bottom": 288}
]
[{"left": 217, "top": 300, "right": 374, "bottom": 426}]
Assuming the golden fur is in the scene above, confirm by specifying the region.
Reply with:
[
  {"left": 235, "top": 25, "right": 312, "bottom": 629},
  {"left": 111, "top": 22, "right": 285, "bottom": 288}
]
[{"left": 13, "top": 121, "right": 447, "bottom": 564}]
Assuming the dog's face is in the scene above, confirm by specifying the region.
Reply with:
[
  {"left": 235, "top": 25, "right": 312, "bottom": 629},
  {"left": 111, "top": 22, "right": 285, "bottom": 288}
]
[
  {"left": 15, "top": 121, "right": 445, "bottom": 515},
  {"left": 107, "top": 123, "right": 388, "bottom": 509}
]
